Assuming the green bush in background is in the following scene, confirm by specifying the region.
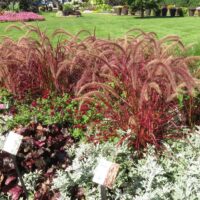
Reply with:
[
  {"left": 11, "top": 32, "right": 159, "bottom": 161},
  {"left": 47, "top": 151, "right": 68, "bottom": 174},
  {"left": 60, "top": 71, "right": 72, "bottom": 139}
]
[
  {"left": 161, "top": 0, "right": 200, "bottom": 7},
  {"left": 19, "top": 0, "right": 30, "bottom": 11}
]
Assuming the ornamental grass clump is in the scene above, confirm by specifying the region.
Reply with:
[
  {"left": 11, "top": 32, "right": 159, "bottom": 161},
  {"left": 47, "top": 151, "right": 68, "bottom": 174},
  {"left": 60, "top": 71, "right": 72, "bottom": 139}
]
[
  {"left": 0, "top": 24, "right": 98, "bottom": 98},
  {"left": 75, "top": 29, "right": 199, "bottom": 149},
  {"left": 0, "top": 25, "right": 199, "bottom": 149}
]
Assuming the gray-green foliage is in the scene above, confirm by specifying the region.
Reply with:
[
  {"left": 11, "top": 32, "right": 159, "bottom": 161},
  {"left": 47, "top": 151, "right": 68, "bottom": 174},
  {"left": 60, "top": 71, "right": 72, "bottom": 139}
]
[
  {"left": 0, "top": 89, "right": 13, "bottom": 134},
  {"left": 52, "top": 142, "right": 122, "bottom": 199},
  {"left": 0, "top": 193, "right": 9, "bottom": 200},
  {"left": 0, "top": 115, "right": 12, "bottom": 136},
  {"left": 162, "top": 127, "right": 200, "bottom": 200},
  {"left": 52, "top": 127, "right": 200, "bottom": 200},
  {"left": 23, "top": 170, "right": 42, "bottom": 192}
]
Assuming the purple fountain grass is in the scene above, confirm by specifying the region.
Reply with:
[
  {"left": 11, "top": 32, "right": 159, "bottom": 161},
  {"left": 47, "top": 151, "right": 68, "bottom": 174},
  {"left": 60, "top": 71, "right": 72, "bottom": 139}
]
[
  {"left": 75, "top": 29, "right": 200, "bottom": 150},
  {"left": 0, "top": 25, "right": 199, "bottom": 149}
]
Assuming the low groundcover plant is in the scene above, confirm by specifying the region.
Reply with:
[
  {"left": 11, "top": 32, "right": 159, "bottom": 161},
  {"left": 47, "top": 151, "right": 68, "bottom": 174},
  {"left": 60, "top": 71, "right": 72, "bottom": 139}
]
[{"left": 52, "top": 127, "right": 200, "bottom": 200}]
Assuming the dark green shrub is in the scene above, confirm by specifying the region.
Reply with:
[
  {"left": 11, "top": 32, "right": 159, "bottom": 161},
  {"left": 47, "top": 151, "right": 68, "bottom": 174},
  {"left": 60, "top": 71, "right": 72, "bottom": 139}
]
[
  {"left": 19, "top": 0, "right": 30, "bottom": 11},
  {"left": 129, "top": 0, "right": 161, "bottom": 17},
  {"left": 162, "top": 0, "right": 188, "bottom": 7},
  {"left": 154, "top": 7, "right": 161, "bottom": 16},
  {"left": 58, "top": 4, "right": 63, "bottom": 11},
  {"left": 162, "top": 0, "right": 200, "bottom": 7},
  {"left": 0, "top": 2, "right": 7, "bottom": 9},
  {"left": 177, "top": 7, "right": 184, "bottom": 16},
  {"left": 63, "top": 3, "right": 74, "bottom": 16},
  {"left": 105, "top": 0, "right": 127, "bottom": 6},
  {"left": 30, "top": 5, "right": 39, "bottom": 13}
]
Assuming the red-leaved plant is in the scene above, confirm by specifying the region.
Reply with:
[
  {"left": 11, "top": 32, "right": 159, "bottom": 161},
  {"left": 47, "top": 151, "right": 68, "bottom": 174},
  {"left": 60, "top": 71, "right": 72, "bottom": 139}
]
[
  {"left": 75, "top": 29, "right": 199, "bottom": 149},
  {"left": 0, "top": 124, "right": 74, "bottom": 200}
]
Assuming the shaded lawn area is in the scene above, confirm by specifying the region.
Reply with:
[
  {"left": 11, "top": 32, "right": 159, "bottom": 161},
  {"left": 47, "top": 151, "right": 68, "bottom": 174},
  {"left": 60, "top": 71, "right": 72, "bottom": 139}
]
[{"left": 1, "top": 12, "right": 200, "bottom": 44}]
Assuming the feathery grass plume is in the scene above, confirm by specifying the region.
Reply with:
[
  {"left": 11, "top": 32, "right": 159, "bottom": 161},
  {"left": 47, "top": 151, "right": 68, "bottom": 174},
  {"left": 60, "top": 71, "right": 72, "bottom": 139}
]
[
  {"left": 175, "top": 44, "right": 200, "bottom": 127},
  {"left": 0, "top": 25, "right": 199, "bottom": 148},
  {"left": 0, "top": 24, "right": 101, "bottom": 99},
  {"left": 75, "top": 30, "right": 199, "bottom": 150}
]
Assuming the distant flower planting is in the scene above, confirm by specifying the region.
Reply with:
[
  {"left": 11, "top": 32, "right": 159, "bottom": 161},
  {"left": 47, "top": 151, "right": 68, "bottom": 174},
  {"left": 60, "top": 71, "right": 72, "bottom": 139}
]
[{"left": 0, "top": 12, "right": 45, "bottom": 22}]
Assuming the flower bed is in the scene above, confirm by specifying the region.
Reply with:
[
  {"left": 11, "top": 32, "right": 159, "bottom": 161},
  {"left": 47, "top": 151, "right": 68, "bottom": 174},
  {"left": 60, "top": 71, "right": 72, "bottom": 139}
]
[
  {"left": 0, "top": 12, "right": 45, "bottom": 22},
  {"left": 0, "top": 25, "right": 200, "bottom": 199}
]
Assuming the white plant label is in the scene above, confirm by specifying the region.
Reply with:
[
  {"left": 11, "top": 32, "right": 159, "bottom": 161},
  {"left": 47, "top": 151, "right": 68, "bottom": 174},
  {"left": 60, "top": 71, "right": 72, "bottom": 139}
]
[
  {"left": 2, "top": 131, "right": 23, "bottom": 155},
  {"left": 0, "top": 103, "right": 8, "bottom": 110},
  {"left": 93, "top": 158, "right": 119, "bottom": 189}
]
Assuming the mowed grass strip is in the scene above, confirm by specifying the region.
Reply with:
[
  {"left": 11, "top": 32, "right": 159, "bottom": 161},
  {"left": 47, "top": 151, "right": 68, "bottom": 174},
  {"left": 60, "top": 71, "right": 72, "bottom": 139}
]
[{"left": 1, "top": 13, "right": 200, "bottom": 44}]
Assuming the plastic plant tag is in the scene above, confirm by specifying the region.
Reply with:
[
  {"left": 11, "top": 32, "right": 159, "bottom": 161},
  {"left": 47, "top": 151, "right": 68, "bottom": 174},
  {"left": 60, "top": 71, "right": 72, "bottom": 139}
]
[
  {"left": 31, "top": 116, "right": 37, "bottom": 123},
  {"left": 2, "top": 131, "right": 23, "bottom": 155},
  {"left": 93, "top": 158, "right": 119, "bottom": 189}
]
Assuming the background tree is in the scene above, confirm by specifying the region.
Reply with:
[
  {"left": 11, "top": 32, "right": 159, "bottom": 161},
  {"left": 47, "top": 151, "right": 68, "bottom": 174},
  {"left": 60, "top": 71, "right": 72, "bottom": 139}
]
[
  {"left": 19, "top": 0, "right": 30, "bottom": 10},
  {"left": 19, "top": 0, "right": 42, "bottom": 11},
  {"left": 130, "top": 0, "right": 160, "bottom": 17},
  {"left": 161, "top": 0, "right": 199, "bottom": 7},
  {"left": 188, "top": 0, "right": 200, "bottom": 7},
  {"left": 163, "top": 0, "right": 189, "bottom": 7}
]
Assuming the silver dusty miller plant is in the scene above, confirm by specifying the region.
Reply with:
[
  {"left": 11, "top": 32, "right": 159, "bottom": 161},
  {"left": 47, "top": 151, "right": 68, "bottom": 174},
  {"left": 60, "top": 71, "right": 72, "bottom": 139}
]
[
  {"left": 23, "top": 170, "right": 42, "bottom": 193},
  {"left": 52, "top": 127, "right": 200, "bottom": 200},
  {"left": 162, "top": 126, "right": 200, "bottom": 200},
  {"left": 0, "top": 114, "right": 12, "bottom": 135},
  {"left": 52, "top": 143, "right": 100, "bottom": 200},
  {"left": 52, "top": 136, "right": 133, "bottom": 200},
  {"left": 0, "top": 193, "right": 9, "bottom": 200}
]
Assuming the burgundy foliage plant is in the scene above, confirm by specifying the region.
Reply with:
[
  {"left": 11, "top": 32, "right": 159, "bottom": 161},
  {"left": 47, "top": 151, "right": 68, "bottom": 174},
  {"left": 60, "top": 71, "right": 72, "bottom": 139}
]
[
  {"left": 75, "top": 29, "right": 199, "bottom": 149},
  {"left": 0, "top": 124, "right": 74, "bottom": 200},
  {"left": 0, "top": 24, "right": 199, "bottom": 199},
  {"left": 0, "top": 24, "right": 98, "bottom": 99}
]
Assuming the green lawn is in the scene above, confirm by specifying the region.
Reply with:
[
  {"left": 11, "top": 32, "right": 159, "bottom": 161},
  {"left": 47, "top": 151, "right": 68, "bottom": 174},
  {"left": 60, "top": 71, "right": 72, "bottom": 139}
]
[{"left": 1, "top": 12, "right": 200, "bottom": 44}]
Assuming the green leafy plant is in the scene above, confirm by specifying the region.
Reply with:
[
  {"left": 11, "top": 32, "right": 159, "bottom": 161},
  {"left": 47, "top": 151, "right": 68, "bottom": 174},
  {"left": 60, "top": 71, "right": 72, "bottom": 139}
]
[
  {"left": 5, "top": 91, "right": 101, "bottom": 140},
  {"left": 63, "top": 3, "right": 74, "bottom": 15},
  {"left": 23, "top": 170, "right": 42, "bottom": 194},
  {"left": 8, "top": 2, "right": 20, "bottom": 12},
  {"left": 95, "top": 4, "right": 112, "bottom": 12},
  {"left": 19, "top": 0, "right": 30, "bottom": 11}
]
